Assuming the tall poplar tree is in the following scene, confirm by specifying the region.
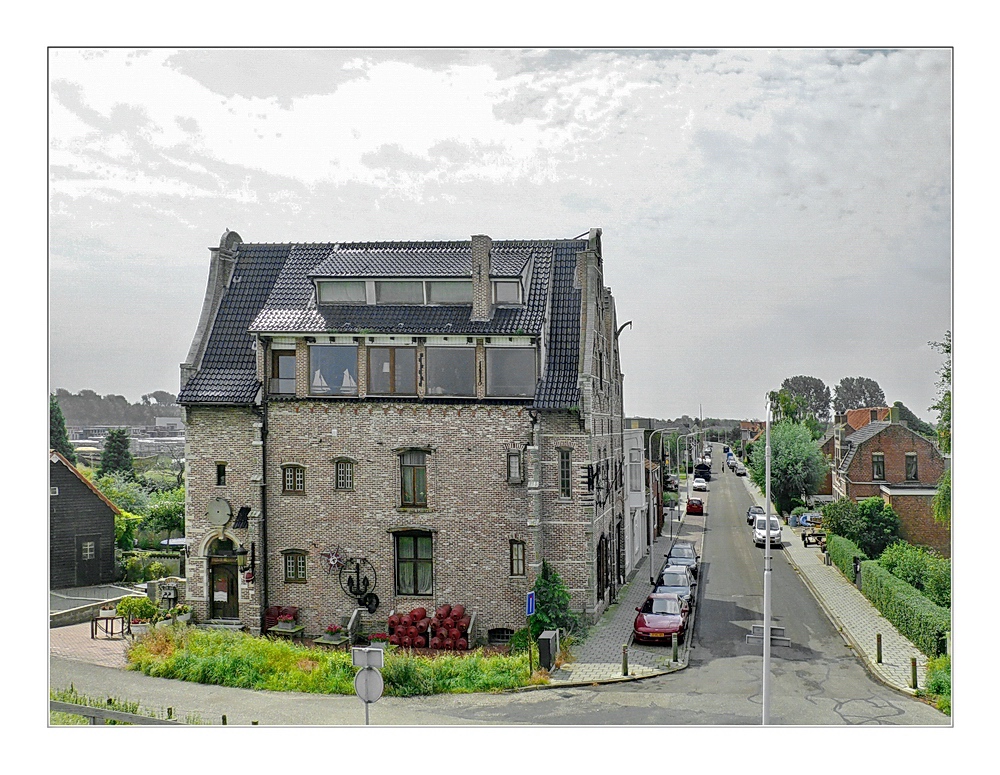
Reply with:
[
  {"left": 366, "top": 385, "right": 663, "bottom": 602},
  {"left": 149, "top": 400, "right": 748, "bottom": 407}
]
[
  {"left": 49, "top": 394, "right": 76, "bottom": 463},
  {"left": 98, "top": 428, "right": 134, "bottom": 478}
]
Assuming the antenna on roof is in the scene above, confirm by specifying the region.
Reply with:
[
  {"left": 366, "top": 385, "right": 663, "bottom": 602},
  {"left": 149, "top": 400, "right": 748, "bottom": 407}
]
[{"left": 572, "top": 231, "right": 588, "bottom": 240}]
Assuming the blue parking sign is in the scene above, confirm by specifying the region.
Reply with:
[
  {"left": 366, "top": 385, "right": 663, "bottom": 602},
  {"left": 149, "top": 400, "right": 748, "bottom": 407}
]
[{"left": 526, "top": 591, "right": 536, "bottom": 616}]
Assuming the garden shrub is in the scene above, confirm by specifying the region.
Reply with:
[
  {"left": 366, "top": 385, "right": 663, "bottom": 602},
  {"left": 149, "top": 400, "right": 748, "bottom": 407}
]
[
  {"left": 530, "top": 560, "right": 580, "bottom": 639},
  {"left": 859, "top": 561, "right": 950, "bottom": 657},
  {"left": 827, "top": 534, "right": 867, "bottom": 580},
  {"left": 146, "top": 561, "right": 170, "bottom": 580},
  {"left": 126, "top": 628, "right": 539, "bottom": 695},
  {"left": 877, "top": 541, "right": 951, "bottom": 609},
  {"left": 822, "top": 497, "right": 901, "bottom": 558},
  {"left": 117, "top": 596, "right": 159, "bottom": 622},
  {"left": 924, "top": 654, "right": 951, "bottom": 715}
]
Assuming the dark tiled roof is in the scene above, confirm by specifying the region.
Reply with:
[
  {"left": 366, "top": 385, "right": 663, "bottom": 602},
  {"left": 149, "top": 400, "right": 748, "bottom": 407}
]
[
  {"left": 839, "top": 421, "right": 889, "bottom": 472},
  {"left": 534, "top": 241, "right": 582, "bottom": 409},
  {"left": 251, "top": 242, "right": 551, "bottom": 335},
  {"left": 308, "top": 242, "right": 532, "bottom": 278},
  {"left": 180, "top": 237, "right": 587, "bottom": 409},
  {"left": 178, "top": 244, "right": 289, "bottom": 404}
]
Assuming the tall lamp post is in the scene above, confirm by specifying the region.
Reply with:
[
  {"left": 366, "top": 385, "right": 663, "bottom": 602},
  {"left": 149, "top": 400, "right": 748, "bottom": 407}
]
[
  {"left": 647, "top": 429, "right": 665, "bottom": 585},
  {"left": 762, "top": 404, "right": 773, "bottom": 724}
]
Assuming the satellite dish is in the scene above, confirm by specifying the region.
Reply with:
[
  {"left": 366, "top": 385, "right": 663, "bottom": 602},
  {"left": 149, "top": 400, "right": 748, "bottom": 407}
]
[{"left": 207, "top": 497, "right": 232, "bottom": 526}]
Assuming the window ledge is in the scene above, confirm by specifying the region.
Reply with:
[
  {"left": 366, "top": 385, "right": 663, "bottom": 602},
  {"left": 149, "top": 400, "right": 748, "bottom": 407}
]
[{"left": 396, "top": 507, "right": 433, "bottom": 513}]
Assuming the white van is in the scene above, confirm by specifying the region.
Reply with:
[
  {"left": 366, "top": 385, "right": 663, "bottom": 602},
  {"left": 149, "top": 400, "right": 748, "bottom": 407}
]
[{"left": 753, "top": 515, "right": 782, "bottom": 547}]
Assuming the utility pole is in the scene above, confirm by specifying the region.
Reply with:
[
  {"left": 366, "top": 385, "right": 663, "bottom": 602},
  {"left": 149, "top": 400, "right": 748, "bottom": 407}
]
[{"left": 763, "top": 405, "right": 773, "bottom": 724}]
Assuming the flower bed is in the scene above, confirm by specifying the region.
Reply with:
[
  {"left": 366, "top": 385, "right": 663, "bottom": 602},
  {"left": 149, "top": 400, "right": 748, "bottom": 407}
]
[{"left": 126, "top": 628, "right": 545, "bottom": 695}]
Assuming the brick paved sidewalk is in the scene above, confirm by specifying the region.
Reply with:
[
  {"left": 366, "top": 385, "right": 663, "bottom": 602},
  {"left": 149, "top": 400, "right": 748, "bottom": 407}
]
[
  {"left": 50, "top": 621, "right": 131, "bottom": 669},
  {"left": 740, "top": 477, "right": 929, "bottom": 694},
  {"left": 551, "top": 504, "right": 704, "bottom": 682}
]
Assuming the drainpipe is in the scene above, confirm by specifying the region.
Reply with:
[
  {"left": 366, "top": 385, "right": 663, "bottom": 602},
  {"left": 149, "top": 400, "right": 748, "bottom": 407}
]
[{"left": 256, "top": 344, "right": 271, "bottom": 633}]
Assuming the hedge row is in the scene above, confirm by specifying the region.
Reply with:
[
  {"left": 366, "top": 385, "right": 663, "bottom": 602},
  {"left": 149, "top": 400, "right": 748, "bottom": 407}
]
[
  {"left": 827, "top": 534, "right": 868, "bottom": 579},
  {"left": 860, "top": 560, "right": 951, "bottom": 657}
]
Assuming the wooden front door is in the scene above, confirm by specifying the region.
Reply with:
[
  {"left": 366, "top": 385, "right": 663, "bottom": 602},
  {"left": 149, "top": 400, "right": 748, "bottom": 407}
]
[
  {"left": 75, "top": 534, "right": 101, "bottom": 586},
  {"left": 210, "top": 561, "right": 239, "bottom": 619}
]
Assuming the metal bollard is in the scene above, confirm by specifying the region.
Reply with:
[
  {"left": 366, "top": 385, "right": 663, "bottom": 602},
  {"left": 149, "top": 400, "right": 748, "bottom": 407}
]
[
  {"left": 911, "top": 657, "right": 918, "bottom": 690},
  {"left": 876, "top": 634, "right": 882, "bottom": 664},
  {"left": 622, "top": 644, "right": 629, "bottom": 676},
  {"left": 221, "top": 714, "right": 228, "bottom": 725},
  {"left": 672, "top": 632, "right": 678, "bottom": 662},
  {"left": 167, "top": 707, "right": 173, "bottom": 719}
]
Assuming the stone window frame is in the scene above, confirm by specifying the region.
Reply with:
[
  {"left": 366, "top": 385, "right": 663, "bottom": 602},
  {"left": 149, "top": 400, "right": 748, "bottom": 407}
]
[
  {"left": 282, "top": 548, "right": 308, "bottom": 583},
  {"left": 281, "top": 464, "right": 306, "bottom": 495},
  {"left": 506, "top": 450, "right": 523, "bottom": 484},
  {"left": 509, "top": 539, "right": 526, "bottom": 577},
  {"left": 558, "top": 448, "right": 572, "bottom": 499},
  {"left": 332, "top": 457, "right": 355, "bottom": 491},
  {"left": 393, "top": 530, "right": 434, "bottom": 597}
]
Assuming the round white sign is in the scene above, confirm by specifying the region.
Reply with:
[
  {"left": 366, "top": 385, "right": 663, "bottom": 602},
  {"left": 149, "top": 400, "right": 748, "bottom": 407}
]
[{"left": 354, "top": 667, "right": 384, "bottom": 703}]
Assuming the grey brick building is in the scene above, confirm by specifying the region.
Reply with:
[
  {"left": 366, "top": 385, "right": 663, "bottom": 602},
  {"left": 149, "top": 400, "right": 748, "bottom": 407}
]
[{"left": 178, "top": 228, "right": 627, "bottom": 641}]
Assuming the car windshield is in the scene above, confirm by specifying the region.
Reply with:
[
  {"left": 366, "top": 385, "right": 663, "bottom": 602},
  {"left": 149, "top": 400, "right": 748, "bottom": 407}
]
[
  {"left": 756, "top": 518, "right": 780, "bottom": 530},
  {"left": 659, "top": 572, "right": 688, "bottom": 586},
  {"left": 670, "top": 547, "right": 696, "bottom": 559},
  {"left": 750, "top": 506, "right": 764, "bottom": 514},
  {"left": 642, "top": 597, "right": 681, "bottom": 615}
]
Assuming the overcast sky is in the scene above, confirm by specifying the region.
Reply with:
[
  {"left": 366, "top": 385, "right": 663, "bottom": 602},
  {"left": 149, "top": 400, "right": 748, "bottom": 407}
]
[{"left": 48, "top": 46, "right": 952, "bottom": 422}]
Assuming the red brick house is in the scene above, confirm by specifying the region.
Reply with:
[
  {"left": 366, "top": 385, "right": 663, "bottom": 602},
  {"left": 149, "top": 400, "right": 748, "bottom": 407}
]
[
  {"left": 178, "top": 229, "right": 628, "bottom": 640},
  {"left": 832, "top": 410, "right": 949, "bottom": 556}
]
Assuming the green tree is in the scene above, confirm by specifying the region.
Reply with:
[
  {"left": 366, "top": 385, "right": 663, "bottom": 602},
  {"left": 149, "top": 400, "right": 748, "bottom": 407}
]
[
  {"left": 833, "top": 377, "right": 886, "bottom": 413},
  {"left": 854, "top": 497, "right": 902, "bottom": 558},
  {"left": 780, "top": 375, "right": 831, "bottom": 422},
  {"left": 820, "top": 497, "right": 858, "bottom": 538},
  {"left": 146, "top": 488, "right": 185, "bottom": 544},
  {"left": 929, "top": 331, "right": 951, "bottom": 454},
  {"left": 93, "top": 472, "right": 150, "bottom": 515},
  {"left": 115, "top": 510, "right": 144, "bottom": 550},
  {"left": 98, "top": 428, "right": 134, "bottom": 478},
  {"left": 748, "top": 421, "right": 827, "bottom": 515},
  {"left": 892, "top": 401, "right": 936, "bottom": 439},
  {"left": 50, "top": 394, "right": 76, "bottom": 463},
  {"left": 932, "top": 466, "right": 951, "bottom": 526},
  {"left": 530, "top": 560, "right": 579, "bottom": 638}
]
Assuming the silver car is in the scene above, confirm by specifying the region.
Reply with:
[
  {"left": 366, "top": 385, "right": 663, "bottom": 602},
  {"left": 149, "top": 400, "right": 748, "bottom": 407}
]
[{"left": 655, "top": 565, "right": 697, "bottom": 607}]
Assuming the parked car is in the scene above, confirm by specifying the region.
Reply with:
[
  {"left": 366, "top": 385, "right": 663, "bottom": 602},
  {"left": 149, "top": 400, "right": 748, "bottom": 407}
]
[
  {"left": 692, "top": 477, "right": 708, "bottom": 491},
  {"left": 753, "top": 515, "right": 783, "bottom": 547},
  {"left": 747, "top": 504, "right": 765, "bottom": 525},
  {"left": 723, "top": 445, "right": 730, "bottom": 453},
  {"left": 665, "top": 541, "right": 699, "bottom": 578},
  {"left": 655, "top": 564, "right": 697, "bottom": 607},
  {"left": 633, "top": 592, "right": 689, "bottom": 644},
  {"left": 735, "top": 464, "right": 747, "bottom": 476},
  {"left": 686, "top": 497, "right": 704, "bottom": 516}
]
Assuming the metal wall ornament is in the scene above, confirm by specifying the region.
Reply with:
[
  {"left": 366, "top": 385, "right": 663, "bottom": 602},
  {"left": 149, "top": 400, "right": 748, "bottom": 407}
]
[
  {"left": 320, "top": 546, "right": 346, "bottom": 573},
  {"left": 339, "top": 557, "right": 380, "bottom": 612}
]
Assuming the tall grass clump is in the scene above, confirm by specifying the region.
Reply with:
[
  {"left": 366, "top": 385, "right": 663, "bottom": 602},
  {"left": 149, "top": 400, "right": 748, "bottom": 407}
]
[
  {"left": 922, "top": 654, "right": 951, "bottom": 715},
  {"left": 127, "top": 628, "right": 541, "bottom": 695}
]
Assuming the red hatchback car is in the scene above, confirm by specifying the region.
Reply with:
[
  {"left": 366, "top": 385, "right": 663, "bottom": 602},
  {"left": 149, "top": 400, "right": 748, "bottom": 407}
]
[
  {"left": 686, "top": 497, "right": 704, "bottom": 515},
  {"left": 634, "top": 592, "right": 689, "bottom": 644}
]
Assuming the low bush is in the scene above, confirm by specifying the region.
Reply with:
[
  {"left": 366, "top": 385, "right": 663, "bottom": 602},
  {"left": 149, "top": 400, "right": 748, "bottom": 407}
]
[
  {"left": 878, "top": 541, "right": 951, "bottom": 609},
  {"left": 126, "top": 628, "right": 541, "bottom": 695},
  {"left": 923, "top": 654, "right": 951, "bottom": 715},
  {"left": 117, "top": 596, "right": 160, "bottom": 623},
  {"left": 827, "top": 534, "right": 867, "bottom": 580},
  {"left": 860, "top": 561, "right": 950, "bottom": 657}
]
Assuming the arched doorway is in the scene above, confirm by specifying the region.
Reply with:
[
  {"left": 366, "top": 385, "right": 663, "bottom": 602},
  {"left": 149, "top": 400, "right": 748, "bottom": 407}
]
[{"left": 207, "top": 536, "right": 239, "bottom": 620}]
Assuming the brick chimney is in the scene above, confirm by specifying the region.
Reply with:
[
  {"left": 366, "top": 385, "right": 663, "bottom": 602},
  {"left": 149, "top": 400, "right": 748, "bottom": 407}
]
[{"left": 470, "top": 234, "right": 492, "bottom": 322}]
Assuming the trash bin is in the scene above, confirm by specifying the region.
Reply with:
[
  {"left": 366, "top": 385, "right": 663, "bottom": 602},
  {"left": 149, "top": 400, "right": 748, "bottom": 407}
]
[{"left": 538, "top": 630, "right": 559, "bottom": 671}]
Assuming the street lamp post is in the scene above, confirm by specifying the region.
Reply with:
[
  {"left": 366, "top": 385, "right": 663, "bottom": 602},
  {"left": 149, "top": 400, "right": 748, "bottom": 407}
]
[{"left": 762, "top": 405, "right": 773, "bottom": 725}]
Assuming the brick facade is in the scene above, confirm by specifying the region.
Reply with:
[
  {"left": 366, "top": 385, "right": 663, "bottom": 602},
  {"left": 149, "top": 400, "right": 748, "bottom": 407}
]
[{"left": 179, "top": 230, "right": 628, "bottom": 640}]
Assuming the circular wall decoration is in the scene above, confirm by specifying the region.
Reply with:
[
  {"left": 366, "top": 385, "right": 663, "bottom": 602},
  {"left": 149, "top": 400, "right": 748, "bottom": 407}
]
[{"left": 207, "top": 497, "right": 232, "bottom": 526}]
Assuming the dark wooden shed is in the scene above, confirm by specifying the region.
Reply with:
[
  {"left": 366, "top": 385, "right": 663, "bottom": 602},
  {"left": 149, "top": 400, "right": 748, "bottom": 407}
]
[{"left": 49, "top": 451, "right": 120, "bottom": 588}]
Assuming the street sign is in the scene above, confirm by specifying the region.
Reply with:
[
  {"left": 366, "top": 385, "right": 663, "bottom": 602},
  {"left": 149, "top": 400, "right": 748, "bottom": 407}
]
[
  {"left": 526, "top": 591, "right": 535, "bottom": 617},
  {"left": 354, "top": 666, "right": 384, "bottom": 703},
  {"left": 352, "top": 646, "right": 385, "bottom": 669}
]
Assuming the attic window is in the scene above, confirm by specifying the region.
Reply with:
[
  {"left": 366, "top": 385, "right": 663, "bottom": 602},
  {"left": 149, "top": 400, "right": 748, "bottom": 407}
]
[
  {"left": 376, "top": 281, "right": 424, "bottom": 304},
  {"left": 426, "top": 281, "right": 473, "bottom": 304},
  {"left": 318, "top": 281, "right": 366, "bottom": 304},
  {"left": 494, "top": 281, "right": 521, "bottom": 304}
]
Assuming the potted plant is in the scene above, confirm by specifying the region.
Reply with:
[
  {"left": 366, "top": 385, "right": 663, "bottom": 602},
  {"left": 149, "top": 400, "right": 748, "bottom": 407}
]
[
  {"left": 367, "top": 632, "right": 390, "bottom": 648},
  {"left": 117, "top": 596, "right": 159, "bottom": 636},
  {"left": 169, "top": 604, "right": 192, "bottom": 623},
  {"left": 98, "top": 603, "right": 117, "bottom": 618},
  {"left": 129, "top": 617, "right": 151, "bottom": 636},
  {"left": 276, "top": 613, "right": 296, "bottom": 629},
  {"left": 325, "top": 624, "right": 342, "bottom": 637}
]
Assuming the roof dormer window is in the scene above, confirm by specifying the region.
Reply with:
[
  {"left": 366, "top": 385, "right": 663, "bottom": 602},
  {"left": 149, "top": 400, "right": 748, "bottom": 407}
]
[
  {"left": 317, "top": 280, "right": 366, "bottom": 304},
  {"left": 376, "top": 281, "right": 424, "bottom": 304},
  {"left": 494, "top": 280, "right": 521, "bottom": 305}
]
